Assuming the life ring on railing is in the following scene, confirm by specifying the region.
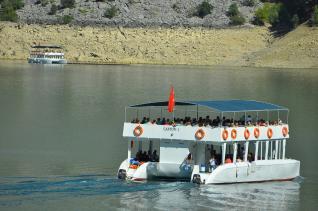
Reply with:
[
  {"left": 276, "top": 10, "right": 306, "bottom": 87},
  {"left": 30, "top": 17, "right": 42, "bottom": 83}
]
[
  {"left": 282, "top": 127, "right": 288, "bottom": 137},
  {"left": 129, "top": 164, "right": 138, "bottom": 169},
  {"left": 254, "top": 128, "right": 260, "bottom": 139},
  {"left": 231, "top": 129, "right": 237, "bottom": 139},
  {"left": 244, "top": 128, "right": 250, "bottom": 140},
  {"left": 195, "top": 129, "right": 205, "bottom": 140},
  {"left": 133, "top": 125, "right": 143, "bottom": 137},
  {"left": 267, "top": 128, "right": 273, "bottom": 139},
  {"left": 222, "top": 129, "right": 229, "bottom": 140}
]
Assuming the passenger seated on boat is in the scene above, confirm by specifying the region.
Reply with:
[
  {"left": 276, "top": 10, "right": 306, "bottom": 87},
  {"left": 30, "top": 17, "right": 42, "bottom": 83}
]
[
  {"left": 141, "top": 117, "right": 148, "bottom": 124},
  {"left": 136, "top": 150, "right": 142, "bottom": 161},
  {"left": 225, "top": 155, "right": 232, "bottom": 164},
  {"left": 209, "top": 155, "right": 217, "bottom": 171},
  {"left": 185, "top": 153, "right": 193, "bottom": 164},
  {"left": 152, "top": 150, "right": 159, "bottom": 162},
  {"left": 248, "top": 153, "right": 254, "bottom": 162},
  {"left": 130, "top": 158, "right": 140, "bottom": 165},
  {"left": 236, "top": 156, "right": 243, "bottom": 162}
]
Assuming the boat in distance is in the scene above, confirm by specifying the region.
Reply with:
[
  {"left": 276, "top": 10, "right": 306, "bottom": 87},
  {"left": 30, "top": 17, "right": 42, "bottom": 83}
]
[
  {"left": 28, "top": 44, "right": 67, "bottom": 64},
  {"left": 117, "top": 99, "right": 300, "bottom": 184}
]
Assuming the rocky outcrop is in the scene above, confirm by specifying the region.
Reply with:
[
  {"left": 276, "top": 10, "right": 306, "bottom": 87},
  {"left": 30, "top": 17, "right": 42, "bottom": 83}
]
[{"left": 17, "top": 0, "right": 262, "bottom": 27}]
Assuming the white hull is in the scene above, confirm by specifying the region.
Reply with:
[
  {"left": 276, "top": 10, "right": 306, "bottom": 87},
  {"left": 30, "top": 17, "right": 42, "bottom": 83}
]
[
  {"left": 28, "top": 58, "right": 67, "bottom": 64},
  {"left": 118, "top": 159, "right": 193, "bottom": 181},
  {"left": 191, "top": 159, "right": 300, "bottom": 184}
]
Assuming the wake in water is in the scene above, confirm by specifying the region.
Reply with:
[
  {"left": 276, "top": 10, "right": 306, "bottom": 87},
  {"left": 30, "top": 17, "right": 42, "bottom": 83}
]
[{"left": 0, "top": 175, "right": 302, "bottom": 210}]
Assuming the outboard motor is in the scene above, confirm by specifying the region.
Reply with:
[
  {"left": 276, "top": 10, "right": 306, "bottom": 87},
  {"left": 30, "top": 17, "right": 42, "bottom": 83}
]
[
  {"left": 192, "top": 174, "right": 202, "bottom": 184},
  {"left": 118, "top": 169, "right": 127, "bottom": 180}
]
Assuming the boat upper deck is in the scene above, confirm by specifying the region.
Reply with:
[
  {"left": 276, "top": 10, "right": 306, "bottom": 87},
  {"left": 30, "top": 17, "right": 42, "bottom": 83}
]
[{"left": 123, "top": 100, "right": 290, "bottom": 142}]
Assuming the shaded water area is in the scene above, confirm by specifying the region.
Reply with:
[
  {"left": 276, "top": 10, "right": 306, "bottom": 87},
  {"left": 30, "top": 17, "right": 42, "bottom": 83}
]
[{"left": 0, "top": 61, "right": 317, "bottom": 210}]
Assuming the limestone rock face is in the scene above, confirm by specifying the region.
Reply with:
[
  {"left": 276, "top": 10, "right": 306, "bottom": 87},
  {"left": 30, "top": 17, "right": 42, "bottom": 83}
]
[{"left": 16, "top": 0, "right": 262, "bottom": 27}]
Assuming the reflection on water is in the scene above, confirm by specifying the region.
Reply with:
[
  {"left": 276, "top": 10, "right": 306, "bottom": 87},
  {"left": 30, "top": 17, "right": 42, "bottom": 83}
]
[{"left": 0, "top": 175, "right": 301, "bottom": 210}]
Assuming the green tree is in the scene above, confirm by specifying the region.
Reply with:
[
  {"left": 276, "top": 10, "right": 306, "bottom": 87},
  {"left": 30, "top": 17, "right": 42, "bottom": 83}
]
[
  {"left": 194, "top": 0, "right": 213, "bottom": 18},
  {"left": 230, "top": 14, "right": 246, "bottom": 25},
  {"left": 61, "top": 15, "right": 73, "bottom": 24},
  {"left": 227, "top": 3, "right": 239, "bottom": 17},
  {"left": 104, "top": 6, "right": 118, "bottom": 19},
  {"left": 0, "top": 0, "right": 19, "bottom": 22}
]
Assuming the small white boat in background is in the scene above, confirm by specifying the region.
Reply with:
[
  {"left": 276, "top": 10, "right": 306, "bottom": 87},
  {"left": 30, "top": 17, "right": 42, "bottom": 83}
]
[
  {"left": 118, "top": 98, "right": 300, "bottom": 184},
  {"left": 28, "top": 45, "right": 67, "bottom": 64}
]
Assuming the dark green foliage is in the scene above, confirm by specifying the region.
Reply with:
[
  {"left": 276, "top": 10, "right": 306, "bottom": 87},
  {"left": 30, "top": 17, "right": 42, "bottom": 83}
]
[
  {"left": 194, "top": 0, "right": 213, "bottom": 18},
  {"left": 230, "top": 14, "right": 246, "bottom": 25},
  {"left": 242, "top": 0, "right": 256, "bottom": 7},
  {"left": 48, "top": 4, "right": 58, "bottom": 15},
  {"left": 254, "top": 1, "right": 318, "bottom": 28},
  {"left": 61, "top": 15, "right": 73, "bottom": 24},
  {"left": 227, "top": 3, "right": 239, "bottom": 17},
  {"left": 0, "top": 0, "right": 24, "bottom": 9},
  {"left": 0, "top": 0, "right": 22, "bottom": 22},
  {"left": 313, "top": 5, "right": 318, "bottom": 26},
  {"left": 227, "top": 3, "right": 245, "bottom": 25},
  {"left": 0, "top": 3, "right": 18, "bottom": 22},
  {"left": 104, "top": 6, "right": 118, "bottom": 19},
  {"left": 61, "top": 0, "right": 75, "bottom": 9},
  {"left": 253, "top": 3, "right": 281, "bottom": 26}
]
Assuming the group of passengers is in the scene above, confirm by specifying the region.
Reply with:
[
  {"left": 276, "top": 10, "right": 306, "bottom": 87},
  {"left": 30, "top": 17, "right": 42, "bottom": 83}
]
[
  {"left": 131, "top": 115, "right": 283, "bottom": 127},
  {"left": 130, "top": 150, "right": 159, "bottom": 166},
  {"left": 206, "top": 148, "right": 255, "bottom": 172}
]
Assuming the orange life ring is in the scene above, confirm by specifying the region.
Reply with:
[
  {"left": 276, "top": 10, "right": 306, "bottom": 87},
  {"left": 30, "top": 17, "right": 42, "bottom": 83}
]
[
  {"left": 195, "top": 129, "right": 205, "bottom": 140},
  {"left": 244, "top": 128, "right": 250, "bottom": 140},
  {"left": 222, "top": 129, "right": 229, "bottom": 140},
  {"left": 231, "top": 129, "right": 237, "bottom": 139},
  {"left": 254, "top": 128, "right": 260, "bottom": 139},
  {"left": 267, "top": 128, "right": 273, "bottom": 139},
  {"left": 129, "top": 164, "right": 138, "bottom": 169},
  {"left": 133, "top": 125, "right": 143, "bottom": 137},
  {"left": 282, "top": 127, "right": 288, "bottom": 137}
]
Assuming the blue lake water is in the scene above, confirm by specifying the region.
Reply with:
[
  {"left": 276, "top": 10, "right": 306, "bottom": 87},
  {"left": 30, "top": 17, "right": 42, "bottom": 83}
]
[{"left": 0, "top": 62, "right": 317, "bottom": 210}]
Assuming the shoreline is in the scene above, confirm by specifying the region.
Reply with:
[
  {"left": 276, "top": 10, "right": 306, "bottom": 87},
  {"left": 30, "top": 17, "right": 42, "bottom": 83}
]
[{"left": 0, "top": 22, "right": 317, "bottom": 68}]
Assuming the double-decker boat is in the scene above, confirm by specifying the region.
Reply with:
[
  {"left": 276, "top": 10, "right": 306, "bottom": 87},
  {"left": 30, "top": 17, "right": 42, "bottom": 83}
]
[
  {"left": 28, "top": 45, "right": 67, "bottom": 64},
  {"left": 118, "top": 99, "right": 300, "bottom": 184}
]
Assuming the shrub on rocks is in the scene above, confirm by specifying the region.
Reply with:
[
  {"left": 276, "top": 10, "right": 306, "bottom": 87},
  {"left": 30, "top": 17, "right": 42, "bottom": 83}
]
[
  {"left": 230, "top": 14, "right": 246, "bottom": 25},
  {"left": 227, "top": 3, "right": 239, "bottom": 17},
  {"left": 60, "top": 15, "right": 73, "bottom": 24},
  {"left": 194, "top": 0, "right": 213, "bottom": 18},
  {"left": 104, "top": 6, "right": 118, "bottom": 19},
  {"left": 61, "top": 0, "right": 75, "bottom": 9},
  {"left": 227, "top": 3, "right": 245, "bottom": 26},
  {"left": 48, "top": 4, "right": 57, "bottom": 15}
]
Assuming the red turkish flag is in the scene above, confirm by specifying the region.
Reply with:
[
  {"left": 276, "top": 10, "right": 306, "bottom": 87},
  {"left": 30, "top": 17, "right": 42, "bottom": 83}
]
[{"left": 168, "top": 86, "right": 175, "bottom": 113}]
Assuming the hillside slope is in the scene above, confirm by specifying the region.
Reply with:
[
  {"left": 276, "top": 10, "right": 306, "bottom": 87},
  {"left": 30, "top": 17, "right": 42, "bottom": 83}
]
[
  {"left": 243, "top": 25, "right": 318, "bottom": 68},
  {"left": 0, "top": 22, "right": 271, "bottom": 65}
]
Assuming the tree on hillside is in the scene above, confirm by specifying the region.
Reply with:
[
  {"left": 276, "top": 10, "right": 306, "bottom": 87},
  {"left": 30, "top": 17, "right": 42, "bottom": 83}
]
[
  {"left": 227, "top": 3, "right": 245, "bottom": 25},
  {"left": 193, "top": 1, "right": 214, "bottom": 18}
]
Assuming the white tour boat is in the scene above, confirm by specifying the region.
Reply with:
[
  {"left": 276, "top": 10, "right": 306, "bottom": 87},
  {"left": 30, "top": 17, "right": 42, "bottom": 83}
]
[
  {"left": 28, "top": 45, "right": 67, "bottom": 64},
  {"left": 117, "top": 99, "right": 300, "bottom": 184}
]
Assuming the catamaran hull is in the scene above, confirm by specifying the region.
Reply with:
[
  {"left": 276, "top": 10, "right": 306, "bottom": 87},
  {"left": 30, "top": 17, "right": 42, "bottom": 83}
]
[
  {"left": 191, "top": 159, "right": 300, "bottom": 184},
  {"left": 118, "top": 159, "right": 192, "bottom": 181}
]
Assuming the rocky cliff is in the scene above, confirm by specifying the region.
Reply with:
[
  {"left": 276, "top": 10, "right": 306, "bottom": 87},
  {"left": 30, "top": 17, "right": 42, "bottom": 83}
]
[{"left": 17, "top": 0, "right": 260, "bottom": 27}]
